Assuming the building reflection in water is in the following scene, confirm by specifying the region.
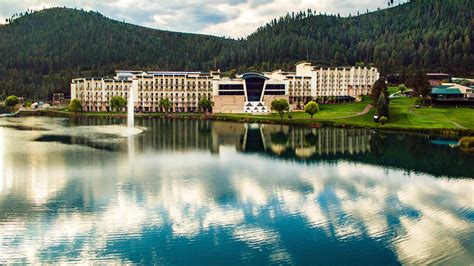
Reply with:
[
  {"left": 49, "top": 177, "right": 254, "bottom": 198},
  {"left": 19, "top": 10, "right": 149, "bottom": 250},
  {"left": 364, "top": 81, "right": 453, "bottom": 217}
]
[
  {"left": 132, "top": 118, "right": 472, "bottom": 178},
  {"left": 236, "top": 123, "right": 371, "bottom": 158},
  {"left": 134, "top": 118, "right": 371, "bottom": 159},
  {"left": 0, "top": 117, "right": 472, "bottom": 264},
  {"left": 23, "top": 116, "right": 471, "bottom": 178}
]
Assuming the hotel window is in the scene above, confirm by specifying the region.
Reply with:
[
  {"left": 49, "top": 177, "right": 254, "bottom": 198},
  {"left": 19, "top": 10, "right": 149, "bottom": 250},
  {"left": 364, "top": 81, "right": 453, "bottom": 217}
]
[{"left": 219, "top": 91, "right": 244, "bottom": 95}]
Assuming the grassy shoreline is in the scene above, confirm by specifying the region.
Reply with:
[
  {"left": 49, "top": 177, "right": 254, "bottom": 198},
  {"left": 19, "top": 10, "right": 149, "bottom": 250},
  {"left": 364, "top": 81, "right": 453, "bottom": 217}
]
[
  {"left": 10, "top": 90, "right": 474, "bottom": 136},
  {"left": 15, "top": 107, "right": 474, "bottom": 137}
]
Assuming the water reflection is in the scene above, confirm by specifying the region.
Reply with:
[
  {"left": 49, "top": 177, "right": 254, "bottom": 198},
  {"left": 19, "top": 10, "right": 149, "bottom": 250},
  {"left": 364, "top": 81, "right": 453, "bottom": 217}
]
[
  {"left": 132, "top": 119, "right": 372, "bottom": 157},
  {"left": 0, "top": 117, "right": 472, "bottom": 264}
]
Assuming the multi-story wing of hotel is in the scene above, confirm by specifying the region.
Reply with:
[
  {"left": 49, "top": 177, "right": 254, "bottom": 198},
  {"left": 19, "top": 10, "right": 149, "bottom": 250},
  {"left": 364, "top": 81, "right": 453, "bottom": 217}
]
[{"left": 71, "top": 61, "right": 379, "bottom": 113}]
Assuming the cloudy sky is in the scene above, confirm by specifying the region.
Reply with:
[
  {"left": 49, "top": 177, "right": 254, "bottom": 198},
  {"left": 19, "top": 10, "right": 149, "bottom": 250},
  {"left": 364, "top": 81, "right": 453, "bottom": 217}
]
[{"left": 0, "top": 0, "right": 399, "bottom": 38}]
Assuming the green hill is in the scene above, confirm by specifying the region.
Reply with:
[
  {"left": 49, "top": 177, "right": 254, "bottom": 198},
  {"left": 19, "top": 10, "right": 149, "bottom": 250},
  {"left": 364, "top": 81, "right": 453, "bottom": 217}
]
[
  {"left": 0, "top": 8, "right": 233, "bottom": 99},
  {"left": 242, "top": 0, "right": 473, "bottom": 74},
  {"left": 0, "top": 0, "right": 472, "bottom": 99}
]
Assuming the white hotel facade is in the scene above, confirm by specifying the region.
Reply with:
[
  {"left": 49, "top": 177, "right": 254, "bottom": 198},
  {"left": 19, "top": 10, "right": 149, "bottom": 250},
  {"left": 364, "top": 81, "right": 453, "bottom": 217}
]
[{"left": 71, "top": 61, "right": 379, "bottom": 113}]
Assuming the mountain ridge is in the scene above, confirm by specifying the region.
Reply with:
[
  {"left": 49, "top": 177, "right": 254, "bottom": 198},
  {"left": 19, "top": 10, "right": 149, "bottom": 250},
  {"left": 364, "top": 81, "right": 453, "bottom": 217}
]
[{"left": 0, "top": 0, "right": 472, "bottom": 99}]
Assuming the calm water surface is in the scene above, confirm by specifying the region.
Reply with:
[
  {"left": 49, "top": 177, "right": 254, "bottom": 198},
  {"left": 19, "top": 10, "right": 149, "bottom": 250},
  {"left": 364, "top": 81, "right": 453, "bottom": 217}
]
[{"left": 0, "top": 117, "right": 473, "bottom": 264}]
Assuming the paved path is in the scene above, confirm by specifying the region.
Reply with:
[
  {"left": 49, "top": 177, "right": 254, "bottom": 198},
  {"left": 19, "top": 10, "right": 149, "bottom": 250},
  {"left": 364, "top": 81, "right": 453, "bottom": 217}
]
[
  {"left": 333, "top": 104, "right": 372, "bottom": 119},
  {"left": 389, "top": 91, "right": 400, "bottom": 99}
]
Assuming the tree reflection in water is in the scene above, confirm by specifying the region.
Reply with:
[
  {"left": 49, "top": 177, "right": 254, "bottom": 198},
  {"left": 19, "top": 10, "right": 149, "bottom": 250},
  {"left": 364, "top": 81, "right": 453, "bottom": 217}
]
[{"left": 0, "top": 117, "right": 472, "bottom": 264}]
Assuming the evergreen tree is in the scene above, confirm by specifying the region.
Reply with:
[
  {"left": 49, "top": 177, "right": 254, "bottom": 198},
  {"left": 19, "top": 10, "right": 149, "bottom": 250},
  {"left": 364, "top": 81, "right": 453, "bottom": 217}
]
[
  {"left": 377, "top": 93, "right": 389, "bottom": 118},
  {"left": 405, "top": 72, "right": 431, "bottom": 100},
  {"left": 371, "top": 79, "right": 388, "bottom": 104}
]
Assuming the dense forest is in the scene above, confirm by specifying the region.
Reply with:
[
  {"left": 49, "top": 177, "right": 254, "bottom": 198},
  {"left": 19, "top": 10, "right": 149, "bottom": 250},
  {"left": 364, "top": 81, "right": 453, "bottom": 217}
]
[{"left": 0, "top": 0, "right": 472, "bottom": 99}]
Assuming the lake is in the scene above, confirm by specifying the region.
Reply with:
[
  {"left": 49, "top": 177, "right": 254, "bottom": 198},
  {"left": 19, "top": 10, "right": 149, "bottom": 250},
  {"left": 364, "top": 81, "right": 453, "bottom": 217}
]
[{"left": 0, "top": 117, "right": 473, "bottom": 264}]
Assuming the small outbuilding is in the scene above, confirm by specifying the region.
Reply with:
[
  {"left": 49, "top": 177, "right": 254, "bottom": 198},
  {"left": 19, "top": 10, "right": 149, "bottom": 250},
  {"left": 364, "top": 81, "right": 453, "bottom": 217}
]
[
  {"left": 431, "top": 83, "right": 474, "bottom": 104},
  {"left": 427, "top": 73, "right": 452, "bottom": 86},
  {"left": 52, "top": 93, "right": 65, "bottom": 106}
]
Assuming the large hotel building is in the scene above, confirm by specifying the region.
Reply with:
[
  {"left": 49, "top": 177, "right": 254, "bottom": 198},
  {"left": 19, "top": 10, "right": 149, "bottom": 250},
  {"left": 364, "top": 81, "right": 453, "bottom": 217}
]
[{"left": 71, "top": 61, "right": 379, "bottom": 113}]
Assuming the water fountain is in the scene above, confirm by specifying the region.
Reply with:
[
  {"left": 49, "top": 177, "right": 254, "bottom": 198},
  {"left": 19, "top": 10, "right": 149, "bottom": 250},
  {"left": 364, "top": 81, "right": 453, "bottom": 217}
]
[
  {"left": 123, "top": 85, "right": 144, "bottom": 136},
  {"left": 127, "top": 86, "right": 135, "bottom": 128},
  {"left": 48, "top": 85, "right": 143, "bottom": 138},
  {"left": 127, "top": 86, "right": 136, "bottom": 168}
]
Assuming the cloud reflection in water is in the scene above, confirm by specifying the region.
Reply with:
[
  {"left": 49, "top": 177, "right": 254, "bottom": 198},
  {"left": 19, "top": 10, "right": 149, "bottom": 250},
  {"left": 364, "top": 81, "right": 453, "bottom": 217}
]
[{"left": 0, "top": 118, "right": 472, "bottom": 264}]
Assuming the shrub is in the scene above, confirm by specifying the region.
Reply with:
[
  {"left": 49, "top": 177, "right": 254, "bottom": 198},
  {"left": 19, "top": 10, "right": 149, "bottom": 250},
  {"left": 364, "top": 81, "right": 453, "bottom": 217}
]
[
  {"left": 459, "top": 136, "right": 474, "bottom": 148},
  {"left": 109, "top": 96, "right": 127, "bottom": 112},
  {"left": 69, "top": 99, "right": 82, "bottom": 113},
  {"left": 379, "top": 116, "right": 388, "bottom": 125},
  {"left": 5, "top": 95, "right": 19, "bottom": 107},
  {"left": 304, "top": 101, "right": 319, "bottom": 119},
  {"left": 198, "top": 98, "right": 212, "bottom": 112},
  {"left": 159, "top": 98, "right": 171, "bottom": 113},
  {"left": 271, "top": 99, "right": 289, "bottom": 119},
  {"left": 459, "top": 136, "right": 474, "bottom": 153}
]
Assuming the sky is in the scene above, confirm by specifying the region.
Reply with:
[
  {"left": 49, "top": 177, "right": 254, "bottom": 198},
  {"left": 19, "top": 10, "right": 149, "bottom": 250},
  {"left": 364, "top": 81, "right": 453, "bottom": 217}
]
[{"left": 0, "top": 0, "right": 399, "bottom": 38}]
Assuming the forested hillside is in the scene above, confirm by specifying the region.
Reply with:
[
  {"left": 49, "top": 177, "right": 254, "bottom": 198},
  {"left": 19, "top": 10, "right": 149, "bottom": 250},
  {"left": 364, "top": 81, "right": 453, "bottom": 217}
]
[
  {"left": 0, "top": 0, "right": 472, "bottom": 99},
  {"left": 0, "top": 8, "right": 233, "bottom": 99},
  {"left": 237, "top": 0, "right": 473, "bottom": 75}
]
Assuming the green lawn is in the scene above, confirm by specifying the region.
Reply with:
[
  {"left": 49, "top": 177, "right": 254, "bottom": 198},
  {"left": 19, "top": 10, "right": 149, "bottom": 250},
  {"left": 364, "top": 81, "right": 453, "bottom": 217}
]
[
  {"left": 413, "top": 106, "right": 474, "bottom": 129},
  {"left": 216, "top": 96, "right": 371, "bottom": 121},
  {"left": 214, "top": 94, "right": 474, "bottom": 131},
  {"left": 388, "top": 86, "right": 400, "bottom": 95},
  {"left": 317, "top": 97, "right": 369, "bottom": 119},
  {"left": 331, "top": 96, "right": 474, "bottom": 130},
  {"left": 332, "top": 87, "right": 474, "bottom": 130},
  {"left": 381, "top": 97, "right": 455, "bottom": 129}
]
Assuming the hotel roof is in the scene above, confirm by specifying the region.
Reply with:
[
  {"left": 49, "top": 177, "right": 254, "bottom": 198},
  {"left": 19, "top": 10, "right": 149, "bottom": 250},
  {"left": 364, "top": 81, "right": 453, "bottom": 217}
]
[
  {"left": 427, "top": 73, "right": 450, "bottom": 75},
  {"left": 148, "top": 71, "right": 203, "bottom": 75},
  {"left": 115, "top": 70, "right": 143, "bottom": 74},
  {"left": 431, "top": 85, "right": 463, "bottom": 95},
  {"left": 240, "top": 72, "right": 269, "bottom": 80},
  {"left": 115, "top": 70, "right": 210, "bottom": 76}
]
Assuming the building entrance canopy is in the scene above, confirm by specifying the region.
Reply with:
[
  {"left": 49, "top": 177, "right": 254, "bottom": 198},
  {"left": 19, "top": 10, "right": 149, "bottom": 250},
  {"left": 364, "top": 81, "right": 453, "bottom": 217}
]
[{"left": 240, "top": 72, "right": 268, "bottom": 102}]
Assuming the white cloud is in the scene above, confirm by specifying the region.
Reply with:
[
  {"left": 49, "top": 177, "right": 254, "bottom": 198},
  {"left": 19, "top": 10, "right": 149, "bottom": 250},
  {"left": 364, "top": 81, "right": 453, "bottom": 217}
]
[{"left": 0, "top": 0, "right": 397, "bottom": 37}]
